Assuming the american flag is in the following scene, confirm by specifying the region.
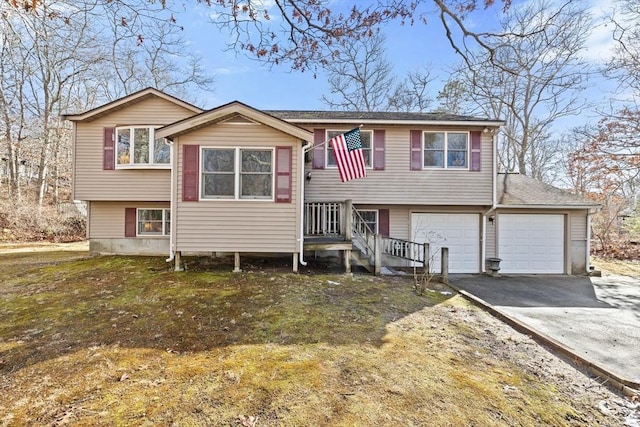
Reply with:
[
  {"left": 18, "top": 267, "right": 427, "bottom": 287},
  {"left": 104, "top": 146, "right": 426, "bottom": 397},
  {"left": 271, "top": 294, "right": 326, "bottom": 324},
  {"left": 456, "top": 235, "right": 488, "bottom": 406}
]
[{"left": 330, "top": 128, "right": 367, "bottom": 182}]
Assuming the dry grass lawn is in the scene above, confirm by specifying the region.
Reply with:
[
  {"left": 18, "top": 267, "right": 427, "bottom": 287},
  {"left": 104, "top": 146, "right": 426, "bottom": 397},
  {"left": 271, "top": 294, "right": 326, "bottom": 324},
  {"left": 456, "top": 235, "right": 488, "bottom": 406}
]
[
  {"left": 0, "top": 250, "right": 625, "bottom": 426},
  {"left": 592, "top": 256, "right": 640, "bottom": 277}
]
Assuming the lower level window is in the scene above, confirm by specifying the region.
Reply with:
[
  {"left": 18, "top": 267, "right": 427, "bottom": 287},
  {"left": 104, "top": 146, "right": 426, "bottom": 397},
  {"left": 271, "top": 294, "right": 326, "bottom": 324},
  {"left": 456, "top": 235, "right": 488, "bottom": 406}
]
[
  {"left": 138, "top": 209, "right": 170, "bottom": 235},
  {"left": 356, "top": 209, "right": 378, "bottom": 234}
]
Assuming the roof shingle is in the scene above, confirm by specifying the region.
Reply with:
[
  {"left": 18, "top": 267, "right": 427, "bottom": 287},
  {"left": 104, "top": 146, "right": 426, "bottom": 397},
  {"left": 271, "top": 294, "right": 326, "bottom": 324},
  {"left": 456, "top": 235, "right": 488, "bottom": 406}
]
[
  {"left": 497, "top": 173, "right": 599, "bottom": 208},
  {"left": 265, "top": 110, "right": 501, "bottom": 123}
]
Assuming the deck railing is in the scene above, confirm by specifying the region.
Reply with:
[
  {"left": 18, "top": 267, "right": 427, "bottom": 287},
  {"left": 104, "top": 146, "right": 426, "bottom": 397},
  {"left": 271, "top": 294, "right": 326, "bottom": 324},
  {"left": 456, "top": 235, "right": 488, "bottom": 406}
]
[
  {"left": 304, "top": 200, "right": 437, "bottom": 275},
  {"left": 303, "top": 202, "right": 344, "bottom": 236},
  {"left": 380, "top": 237, "right": 425, "bottom": 263}
]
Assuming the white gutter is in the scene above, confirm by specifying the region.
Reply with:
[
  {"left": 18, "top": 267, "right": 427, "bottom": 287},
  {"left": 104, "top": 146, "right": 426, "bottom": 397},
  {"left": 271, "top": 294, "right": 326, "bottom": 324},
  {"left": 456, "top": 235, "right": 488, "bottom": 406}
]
[
  {"left": 494, "top": 204, "right": 599, "bottom": 210},
  {"left": 165, "top": 140, "right": 176, "bottom": 263},
  {"left": 493, "top": 131, "right": 498, "bottom": 209},
  {"left": 586, "top": 210, "right": 592, "bottom": 273},
  {"left": 284, "top": 119, "right": 506, "bottom": 127},
  {"left": 298, "top": 139, "right": 313, "bottom": 267}
]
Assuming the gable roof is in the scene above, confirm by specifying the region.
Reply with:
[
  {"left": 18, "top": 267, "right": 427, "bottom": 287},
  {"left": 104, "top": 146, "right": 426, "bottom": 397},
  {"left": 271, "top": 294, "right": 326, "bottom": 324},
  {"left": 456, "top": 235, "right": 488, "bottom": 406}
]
[
  {"left": 266, "top": 110, "right": 505, "bottom": 127},
  {"left": 156, "top": 101, "right": 313, "bottom": 142},
  {"left": 61, "top": 87, "right": 203, "bottom": 122},
  {"left": 497, "top": 173, "right": 599, "bottom": 209}
]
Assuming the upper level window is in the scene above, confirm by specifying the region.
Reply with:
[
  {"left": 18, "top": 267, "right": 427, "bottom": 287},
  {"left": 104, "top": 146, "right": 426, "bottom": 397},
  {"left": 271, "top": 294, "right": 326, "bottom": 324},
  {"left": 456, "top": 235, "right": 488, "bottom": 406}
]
[
  {"left": 326, "top": 130, "right": 372, "bottom": 168},
  {"left": 201, "top": 147, "right": 273, "bottom": 200},
  {"left": 138, "top": 208, "right": 170, "bottom": 236},
  {"left": 116, "top": 126, "right": 170, "bottom": 167},
  {"left": 423, "top": 132, "right": 468, "bottom": 169}
]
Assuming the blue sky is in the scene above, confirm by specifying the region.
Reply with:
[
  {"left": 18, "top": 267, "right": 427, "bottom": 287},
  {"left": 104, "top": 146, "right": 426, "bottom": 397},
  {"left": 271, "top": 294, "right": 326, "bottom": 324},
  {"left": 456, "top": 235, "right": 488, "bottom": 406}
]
[{"left": 181, "top": 0, "right": 618, "bottom": 121}]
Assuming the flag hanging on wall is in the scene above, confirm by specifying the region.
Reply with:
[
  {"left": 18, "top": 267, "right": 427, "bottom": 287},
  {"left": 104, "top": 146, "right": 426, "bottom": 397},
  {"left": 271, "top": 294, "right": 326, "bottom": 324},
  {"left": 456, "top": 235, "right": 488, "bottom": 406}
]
[{"left": 330, "top": 127, "right": 367, "bottom": 182}]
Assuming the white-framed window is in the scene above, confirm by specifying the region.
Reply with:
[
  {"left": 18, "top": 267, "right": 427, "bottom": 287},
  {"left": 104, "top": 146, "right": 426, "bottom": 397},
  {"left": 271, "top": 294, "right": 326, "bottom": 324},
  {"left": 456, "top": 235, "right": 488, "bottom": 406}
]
[
  {"left": 201, "top": 147, "right": 274, "bottom": 200},
  {"left": 116, "top": 126, "right": 170, "bottom": 167},
  {"left": 137, "top": 208, "right": 170, "bottom": 236},
  {"left": 326, "top": 129, "right": 373, "bottom": 168},
  {"left": 356, "top": 209, "right": 378, "bottom": 234},
  {"left": 423, "top": 132, "right": 469, "bottom": 169}
]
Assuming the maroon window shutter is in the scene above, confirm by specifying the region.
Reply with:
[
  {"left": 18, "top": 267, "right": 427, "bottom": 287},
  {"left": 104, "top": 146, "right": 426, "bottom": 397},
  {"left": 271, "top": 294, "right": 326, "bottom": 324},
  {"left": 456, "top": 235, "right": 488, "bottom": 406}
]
[
  {"left": 410, "top": 130, "right": 423, "bottom": 170},
  {"left": 124, "top": 208, "right": 137, "bottom": 237},
  {"left": 275, "top": 146, "right": 292, "bottom": 203},
  {"left": 103, "top": 127, "right": 115, "bottom": 170},
  {"left": 470, "top": 131, "right": 481, "bottom": 172},
  {"left": 182, "top": 145, "right": 199, "bottom": 201},
  {"left": 312, "top": 128, "right": 326, "bottom": 169},
  {"left": 378, "top": 209, "right": 390, "bottom": 237},
  {"left": 373, "top": 129, "right": 386, "bottom": 170}
]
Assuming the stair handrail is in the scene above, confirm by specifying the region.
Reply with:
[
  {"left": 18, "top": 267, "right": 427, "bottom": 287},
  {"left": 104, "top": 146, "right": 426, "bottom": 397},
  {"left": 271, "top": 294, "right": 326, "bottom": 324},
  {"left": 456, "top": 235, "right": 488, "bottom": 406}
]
[
  {"left": 380, "top": 236, "right": 425, "bottom": 264},
  {"left": 351, "top": 206, "right": 377, "bottom": 260}
]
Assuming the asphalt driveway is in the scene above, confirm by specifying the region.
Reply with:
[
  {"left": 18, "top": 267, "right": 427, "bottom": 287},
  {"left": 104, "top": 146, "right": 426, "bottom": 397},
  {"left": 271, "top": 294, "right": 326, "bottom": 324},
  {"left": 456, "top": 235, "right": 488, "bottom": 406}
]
[{"left": 449, "top": 274, "right": 640, "bottom": 389}]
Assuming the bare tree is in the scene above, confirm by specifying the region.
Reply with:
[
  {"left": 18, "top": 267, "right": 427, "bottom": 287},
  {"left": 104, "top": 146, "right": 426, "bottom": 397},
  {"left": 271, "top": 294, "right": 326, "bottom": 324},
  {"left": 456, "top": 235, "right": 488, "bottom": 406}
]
[
  {"left": 608, "top": 0, "right": 640, "bottom": 97},
  {"left": 0, "top": 11, "right": 29, "bottom": 199},
  {"left": 4, "top": 0, "right": 514, "bottom": 73},
  {"left": 0, "top": 1, "right": 103, "bottom": 203},
  {"left": 563, "top": 117, "right": 640, "bottom": 252},
  {"left": 435, "top": 78, "right": 471, "bottom": 115},
  {"left": 321, "top": 33, "right": 434, "bottom": 112},
  {"left": 94, "top": 1, "right": 214, "bottom": 103},
  {"left": 447, "top": 0, "right": 592, "bottom": 179},
  {"left": 0, "top": 0, "right": 215, "bottom": 209},
  {"left": 387, "top": 67, "right": 435, "bottom": 112},
  {"left": 321, "top": 33, "right": 395, "bottom": 112}
]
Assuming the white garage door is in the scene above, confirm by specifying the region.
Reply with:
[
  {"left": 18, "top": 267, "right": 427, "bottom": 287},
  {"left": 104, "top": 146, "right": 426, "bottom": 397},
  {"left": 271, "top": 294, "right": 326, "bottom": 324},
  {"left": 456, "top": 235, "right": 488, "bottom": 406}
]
[
  {"left": 498, "top": 214, "right": 564, "bottom": 274},
  {"left": 411, "top": 213, "right": 480, "bottom": 273}
]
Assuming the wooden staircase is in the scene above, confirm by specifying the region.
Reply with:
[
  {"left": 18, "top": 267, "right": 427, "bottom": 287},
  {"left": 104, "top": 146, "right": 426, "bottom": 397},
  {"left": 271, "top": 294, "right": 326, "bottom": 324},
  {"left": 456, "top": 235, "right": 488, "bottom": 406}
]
[{"left": 303, "top": 200, "right": 431, "bottom": 275}]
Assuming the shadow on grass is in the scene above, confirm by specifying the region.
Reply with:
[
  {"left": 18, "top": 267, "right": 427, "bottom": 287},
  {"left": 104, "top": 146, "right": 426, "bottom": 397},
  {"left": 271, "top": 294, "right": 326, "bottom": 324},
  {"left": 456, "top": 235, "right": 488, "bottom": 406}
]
[{"left": 0, "top": 253, "right": 452, "bottom": 374}]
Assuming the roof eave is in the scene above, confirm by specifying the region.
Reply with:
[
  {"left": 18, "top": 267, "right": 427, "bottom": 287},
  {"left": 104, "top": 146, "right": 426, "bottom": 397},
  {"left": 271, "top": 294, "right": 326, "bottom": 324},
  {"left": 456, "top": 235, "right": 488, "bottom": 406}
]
[
  {"left": 282, "top": 118, "right": 506, "bottom": 127},
  {"left": 496, "top": 204, "right": 600, "bottom": 210},
  {"left": 156, "top": 102, "right": 313, "bottom": 142},
  {"left": 61, "top": 88, "right": 203, "bottom": 122}
]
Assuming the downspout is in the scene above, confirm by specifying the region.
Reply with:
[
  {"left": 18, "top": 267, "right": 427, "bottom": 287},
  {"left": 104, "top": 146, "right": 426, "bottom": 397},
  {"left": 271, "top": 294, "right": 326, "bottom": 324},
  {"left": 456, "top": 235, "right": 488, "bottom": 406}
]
[
  {"left": 298, "top": 139, "right": 313, "bottom": 267},
  {"left": 481, "top": 130, "right": 499, "bottom": 272},
  {"left": 586, "top": 208, "right": 594, "bottom": 273},
  {"left": 165, "top": 139, "right": 176, "bottom": 263}
]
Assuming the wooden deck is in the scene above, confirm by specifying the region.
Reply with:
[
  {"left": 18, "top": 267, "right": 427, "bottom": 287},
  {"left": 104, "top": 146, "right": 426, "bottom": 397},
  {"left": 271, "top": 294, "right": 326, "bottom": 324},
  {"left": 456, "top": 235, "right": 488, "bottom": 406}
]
[{"left": 303, "top": 236, "right": 352, "bottom": 251}]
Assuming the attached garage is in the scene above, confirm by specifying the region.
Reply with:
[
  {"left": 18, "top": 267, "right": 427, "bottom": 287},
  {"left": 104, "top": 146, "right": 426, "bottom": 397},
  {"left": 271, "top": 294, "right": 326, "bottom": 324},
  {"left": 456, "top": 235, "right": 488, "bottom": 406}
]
[
  {"left": 498, "top": 214, "right": 564, "bottom": 274},
  {"left": 411, "top": 213, "right": 480, "bottom": 273}
]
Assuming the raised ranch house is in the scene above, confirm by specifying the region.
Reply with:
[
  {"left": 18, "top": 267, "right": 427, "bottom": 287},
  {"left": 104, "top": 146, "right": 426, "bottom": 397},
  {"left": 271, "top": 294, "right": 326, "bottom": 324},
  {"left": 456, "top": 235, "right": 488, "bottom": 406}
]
[{"left": 63, "top": 88, "right": 599, "bottom": 275}]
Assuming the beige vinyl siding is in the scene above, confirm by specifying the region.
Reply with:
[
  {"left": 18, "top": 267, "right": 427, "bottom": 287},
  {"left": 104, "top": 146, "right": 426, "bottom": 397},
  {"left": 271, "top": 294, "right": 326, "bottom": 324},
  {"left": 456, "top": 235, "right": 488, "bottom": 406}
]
[
  {"left": 570, "top": 209, "right": 589, "bottom": 273},
  {"left": 88, "top": 201, "right": 169, "bottom": 238},
  {"left": 304, "top": 126, "right": 493, "bottom": 205},
  {"left": 390, "top": 207, "right": 409, "bottom": 238},
  {"left": 175, "top": 123, "right": 300, "bottom": 253},
  {"left": 486, "top": 217, "right": 497, "bottom": 259},
  {"left": 570, "top": 210, "right": 587, "bottom": 240},
  {"left": 74, "top": 97, "right": 197, "bottom": 201}
]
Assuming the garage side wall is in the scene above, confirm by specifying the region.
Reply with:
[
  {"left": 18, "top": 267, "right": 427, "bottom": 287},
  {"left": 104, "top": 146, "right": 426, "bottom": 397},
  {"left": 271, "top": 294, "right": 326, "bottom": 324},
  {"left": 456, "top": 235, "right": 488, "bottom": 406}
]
[{"left": 570, "top": 210, "right": 588, "bottom": 274}]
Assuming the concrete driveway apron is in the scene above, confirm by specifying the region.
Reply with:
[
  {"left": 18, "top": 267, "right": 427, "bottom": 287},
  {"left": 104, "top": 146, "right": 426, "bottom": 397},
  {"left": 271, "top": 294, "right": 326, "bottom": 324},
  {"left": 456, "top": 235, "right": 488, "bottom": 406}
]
[{"left": 449, "top": 274, "right": 640, "bottom": 388}]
